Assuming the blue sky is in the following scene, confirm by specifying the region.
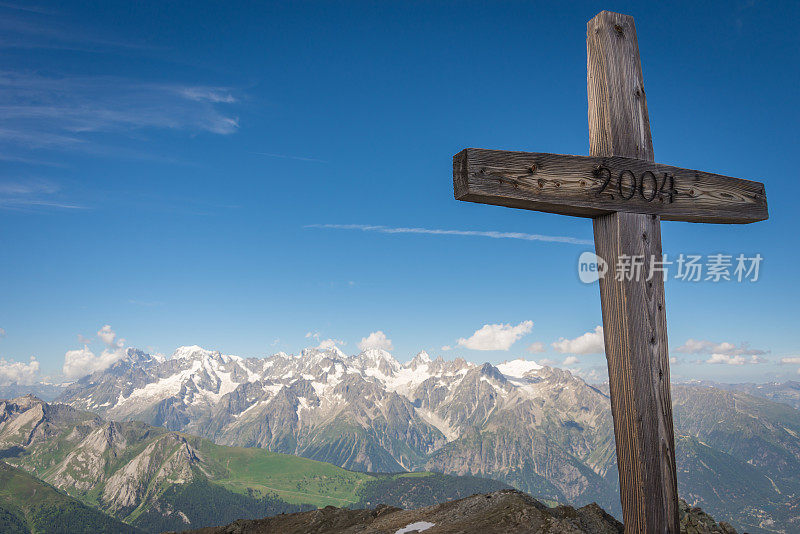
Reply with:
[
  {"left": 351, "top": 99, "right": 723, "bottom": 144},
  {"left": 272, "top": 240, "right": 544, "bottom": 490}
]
[{"left": 0, "top": 0, "right": 798, "bottom": 384}]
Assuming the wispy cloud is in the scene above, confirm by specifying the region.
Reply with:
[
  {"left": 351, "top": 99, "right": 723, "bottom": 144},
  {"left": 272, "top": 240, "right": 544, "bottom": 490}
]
[
  {"left": 0, "top": 199, "right": 86, "bottom": 210},
  {"left": 178, "top": 87, "right": 237, "bottom": 104},
  {"left": 0, "top": 179, "right": 58, "bottom": 196},
  {"left": 675, "top": 338, "right": 767, "bottom": 357},
  {"left": 0, "top": 73, "right": 239, "bottom": 136},
  {"left": 0, "top": 4, "right": 150, "bottom": 51},
  {"left": 305, "top": 224, "right": 592, "bottom": 246},
  {"left": 128, "top": 299, "right": 165, "bottom": 307},
  {"left": 255, "top": 152, "right": 327, "bottom": 163},
  {"left": 0, "top": 2, "right": 54, "bottom": 15},
  {"left": 0, "top": 152, "right": 65, "bottom": 166},
  {"left": 0, "top": 178, "right": 86, "bottom": 210},
  {"left": 0, "top": 72, "right": 240, "bottom": 164},
  {"left": 526, "top": 341, "right": 545, "bottom": 353}
]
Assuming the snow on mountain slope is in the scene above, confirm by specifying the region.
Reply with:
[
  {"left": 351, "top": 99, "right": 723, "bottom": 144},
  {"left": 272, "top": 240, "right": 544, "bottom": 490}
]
[
  {"left": 61, "top": 345, "right": 493, "bottom": 421},
  {"left": 57, "top": 344, "right": 617, "bottom": 501},
  {"left": 57, "top": 344, "right": 599, "bottom": 437},
  {"left": 50, "top": 345, "right": 800, "bottom": 533}
]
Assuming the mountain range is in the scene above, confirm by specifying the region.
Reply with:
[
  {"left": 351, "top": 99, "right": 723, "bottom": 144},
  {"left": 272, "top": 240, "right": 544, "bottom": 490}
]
[
  {"left": 695, "top": 380, "right": 800, "bottom": 411},
  {"left": 41, "top": 345, "right": 800, "bottom": 533}
]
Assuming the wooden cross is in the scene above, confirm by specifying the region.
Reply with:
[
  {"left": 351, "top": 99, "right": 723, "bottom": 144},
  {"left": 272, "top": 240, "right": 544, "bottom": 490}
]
[{"left": 451, "top": 11, "right": 768, "bottom": 533}]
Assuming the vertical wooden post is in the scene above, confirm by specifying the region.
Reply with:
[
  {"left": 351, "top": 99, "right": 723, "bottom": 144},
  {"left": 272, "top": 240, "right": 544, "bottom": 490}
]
[{"left": 587, "top": 11, "right": 679, "bottom": 533}]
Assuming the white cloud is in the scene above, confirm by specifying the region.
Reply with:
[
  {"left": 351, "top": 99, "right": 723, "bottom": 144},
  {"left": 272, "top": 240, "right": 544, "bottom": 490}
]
[
  {"left": 526, "top": 342, "right": 545, "bottom": 353},
  {"left": 707, "top": 353, "right": 746, "bottom": 365},
  {"left": 305, "top": 331, "right": 320, "bottom": 340},
  {"left": 305, "top": 224, "right": 592, "bottom": 246},
  {"left": 563, "top": 356, "right": 580, "bottom": 366},
  {"left": 573, "top": 366, "right": 606, "bottom": 383},
  {"left": 779, "top": 357, "right": 800, "bottom": 374},
  {"left": 63, "top": 345, "right": 126, "bottom": 379},
  {"left": 456, "top": 320, "right": 533, "bottom": 351},
  {"left": 552, "top": 326, "right": 604, "bottom": 354},
  {"left": 676, "top": 338, "right": 766, "bottom": 356},
  {"left": 669, "top": 357, "right": 678, "bottom": 364},
  {"left": 537, "top": 358, "right": 558, "bottom": 366},
  {"left": 0, "top": 327, "right": 5, "bottom": 337},
  {"left": 97, "top": 324, "right": 123, "bottom": 347},
  {"left": 316, "top": 338, "right": 344, "bottom": 351},
  {"left": 441, "top": 345, "right": 452, "bottom": 351},
  {"left": 677, "top": 339, "right": 714, "bottom": 353},
  {"left": 358, "top": 331, "right": 393, "bottom": 352},
  {"left": 62, "top": 324, "right": 127, "bottom": 379},
  {"left": 705, "top": 353, "right": 766, "bottom": 366},
  {"left": 0, "top": 356, "right": 39, "bottom": 385}
]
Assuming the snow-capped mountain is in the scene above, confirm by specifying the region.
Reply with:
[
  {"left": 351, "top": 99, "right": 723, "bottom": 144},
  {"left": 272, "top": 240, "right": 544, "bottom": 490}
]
[
  {"left": 55, "top": 345, "right": 800, "bottom": 530},
  {"left": 58, "top": 345, "right": 614, "bottom": 504}
]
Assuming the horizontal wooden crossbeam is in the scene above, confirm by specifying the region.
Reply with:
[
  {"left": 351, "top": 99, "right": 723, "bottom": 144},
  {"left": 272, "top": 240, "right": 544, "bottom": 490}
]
[{"left": 453, "top": 148, "right": 768, "bottom": 224}]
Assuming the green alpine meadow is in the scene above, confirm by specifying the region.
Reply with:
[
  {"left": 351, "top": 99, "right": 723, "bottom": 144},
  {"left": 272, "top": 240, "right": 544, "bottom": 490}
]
[{"left": 0, "top": 395, "right": 508, "bottom": 532}]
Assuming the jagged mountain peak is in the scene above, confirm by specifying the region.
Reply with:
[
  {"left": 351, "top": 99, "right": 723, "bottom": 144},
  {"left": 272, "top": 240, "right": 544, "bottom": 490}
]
[
  {"left": 299, "top": 346, "right": 347, "bottom": 363},
  {"left": 476, "top": 362, "right": 507, "bottom": 382},
  {"left": 125, "top": 347, "right": 165, "bottom": 365},
  {"left": 10, "top": 393, "right": 45, "bottom": 408},
  {"left": 353, "top": 348, "right": 401, "bottom": 376},
  {"left": 357, "top": 347, "right": 397, "bottom": 362},
  {"left": 407, "top": 350, "right": 432, "bottom": 370}
]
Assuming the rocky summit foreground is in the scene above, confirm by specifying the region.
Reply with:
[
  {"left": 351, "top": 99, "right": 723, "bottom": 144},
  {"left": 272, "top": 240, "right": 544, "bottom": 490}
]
[{"left": 175, "top": 489, "right": 738, "bottom": 534}]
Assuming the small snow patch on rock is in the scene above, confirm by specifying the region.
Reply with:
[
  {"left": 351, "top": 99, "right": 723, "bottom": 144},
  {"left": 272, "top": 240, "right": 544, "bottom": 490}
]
[{"left": 395, "top": 521, "right": 435, "bottom": 534}]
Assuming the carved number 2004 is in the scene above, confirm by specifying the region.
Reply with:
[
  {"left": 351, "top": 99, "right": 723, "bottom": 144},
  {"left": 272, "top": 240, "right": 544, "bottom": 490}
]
[{"left": 594, "top": 167, "right": 676, "bottom": 203}]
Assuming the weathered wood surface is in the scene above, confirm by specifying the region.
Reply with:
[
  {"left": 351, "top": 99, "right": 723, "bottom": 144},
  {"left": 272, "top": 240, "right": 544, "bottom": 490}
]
[
  {"left": 588, "top": 11, "right": 679, "bottom": 533},
  {"left": 453, "top": 149, "right": 767, "bottom": 224},
  {"left": 449, "top": 8, "right": 767, "bottom": 532}
]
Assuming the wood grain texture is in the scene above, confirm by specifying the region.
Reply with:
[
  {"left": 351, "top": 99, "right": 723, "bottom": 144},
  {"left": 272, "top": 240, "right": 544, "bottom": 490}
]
[
  {"left": 588, "top": 11, "right": 679, "bottom": 533},
  {"left": 453, "top": 148, "right": 767, "bottom": 224}
]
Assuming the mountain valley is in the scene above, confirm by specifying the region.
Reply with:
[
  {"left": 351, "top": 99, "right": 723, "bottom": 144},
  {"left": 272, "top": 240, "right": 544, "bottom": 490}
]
[{"left": 47, "top": 345, "right": 800, "bottom": 533}]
